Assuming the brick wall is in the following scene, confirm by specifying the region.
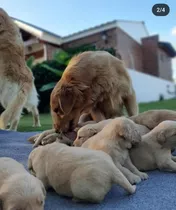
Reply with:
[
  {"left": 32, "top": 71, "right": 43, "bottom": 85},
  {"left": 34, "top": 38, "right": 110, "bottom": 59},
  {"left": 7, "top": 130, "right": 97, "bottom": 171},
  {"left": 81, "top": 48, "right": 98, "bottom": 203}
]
[
  {"left": 62, "top": 28, "right": 119, "bottom": 55},
  {"left": 62, "top": 27, "right": 144, "bottom": 72},
  {"left": 158, "top": 48, "right": 173, "bottom": 81},
  {"left": 116, "top": 27, "right": 143, "bottom": 72},
  {"left": 45, "top": 43, "right": 61, "bottom": 60},
  {"left": 142, "top": 35, "right": 173, "bottom": 81},
  {"left": 141, "top": 35, "right": 159, "bottom": 77}
]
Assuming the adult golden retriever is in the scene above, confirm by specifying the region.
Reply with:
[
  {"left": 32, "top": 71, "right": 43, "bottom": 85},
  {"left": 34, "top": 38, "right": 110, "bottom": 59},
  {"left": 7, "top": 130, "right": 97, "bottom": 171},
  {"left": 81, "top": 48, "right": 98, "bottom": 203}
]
[
  {"left": 51, "top": 51, "right": 138, "bottom": 133},
  {"left": 0, "top": 8, "right": 40, "bottom": 130}
]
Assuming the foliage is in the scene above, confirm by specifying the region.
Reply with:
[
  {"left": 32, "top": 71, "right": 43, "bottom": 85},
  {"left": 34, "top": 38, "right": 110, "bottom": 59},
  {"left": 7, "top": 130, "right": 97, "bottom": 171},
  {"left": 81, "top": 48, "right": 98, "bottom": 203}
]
[{"left": 26, "top": 56, "right": 35, "bottom": 70}]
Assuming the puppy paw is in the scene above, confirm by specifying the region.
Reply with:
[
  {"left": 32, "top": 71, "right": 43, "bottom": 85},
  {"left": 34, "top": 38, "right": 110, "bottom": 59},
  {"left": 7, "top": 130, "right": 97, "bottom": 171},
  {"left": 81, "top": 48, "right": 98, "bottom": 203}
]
[
  {"left": 32, "top": 124, "right": 41, "bottom": 127},
  {"left": 129, "top": 175, "right": 141, "bottom": 184},
  {"left": 131, "top": 185, "right": 136, "bottom": 194},
  {"left": 138, "top": 172, "right": 148, "bottom": 180}
]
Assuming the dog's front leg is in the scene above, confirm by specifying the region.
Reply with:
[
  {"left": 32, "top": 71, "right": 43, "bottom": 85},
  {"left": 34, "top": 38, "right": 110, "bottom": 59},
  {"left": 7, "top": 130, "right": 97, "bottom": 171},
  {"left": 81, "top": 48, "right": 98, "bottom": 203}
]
[
  {"left": 158, "top": 159, "right": 176, "bottom": 172},
  {"left": 124, "top": 156, "right": 148, "bottom": 180},
  {"left": 90, "top": 108, "right": 105, "bottom": 122},
  {"left": 114, "top": 161, "right": 141, "bottom": 184}
]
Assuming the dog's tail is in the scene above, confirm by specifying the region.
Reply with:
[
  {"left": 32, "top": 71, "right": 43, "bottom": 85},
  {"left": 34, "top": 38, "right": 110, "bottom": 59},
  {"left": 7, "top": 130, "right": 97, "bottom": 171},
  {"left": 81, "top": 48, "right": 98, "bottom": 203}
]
[{"left": 112, "top": 166, "right": 136, "bottom": 194}]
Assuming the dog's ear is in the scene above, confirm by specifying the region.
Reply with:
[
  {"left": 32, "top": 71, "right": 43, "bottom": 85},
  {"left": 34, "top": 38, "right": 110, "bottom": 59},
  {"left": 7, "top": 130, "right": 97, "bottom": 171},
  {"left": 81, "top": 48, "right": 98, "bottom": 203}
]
[
  {"left": 59, "top": 86, "right": 76, "bottom": 114},
  {"left": 119, "top": 124, "right": 141, "bottom": 143},
  {"left": 88, "top": 128, "right": 97, "bottom": 136},
  {"left": 157, "top": 131, "right": 167, "bottom": 145}
]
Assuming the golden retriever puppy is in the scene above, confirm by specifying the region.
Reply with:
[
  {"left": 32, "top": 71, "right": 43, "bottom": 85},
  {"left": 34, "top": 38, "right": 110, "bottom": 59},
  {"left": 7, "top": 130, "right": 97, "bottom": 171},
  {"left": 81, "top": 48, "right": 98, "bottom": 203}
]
[
  {"left": 28, "top": 142, "right": 136, "bottom": 203},
  {"left": 0, "top": 157, "right": 46, "bottom": 210},
  {"left": 30, "top": 109, "right": 176, "bottom": 147},
  {"left": 130, "top": 120, "right": 176, "bottom": 171},
  {"left": 130, "top": 109, "right": 176, "bottom": 130},
  {"left": 81, "top": 117, "right": 148, "bottom": 184},
  {"left": 0, "top": 8, "right": 38, "bottom": 130},
  {"left": 50, "top": 50, "right": 138, "bottom": 133},
  {"left": 73, "top": 118, "right": 150, "bottom": 147}
]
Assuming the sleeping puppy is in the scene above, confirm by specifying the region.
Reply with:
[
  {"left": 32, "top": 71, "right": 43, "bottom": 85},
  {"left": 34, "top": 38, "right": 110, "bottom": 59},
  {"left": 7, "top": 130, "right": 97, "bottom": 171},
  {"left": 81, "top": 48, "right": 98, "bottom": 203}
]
[
  {"left": 81, "top": 117, "right": 148, "bottom": 184},
  {"left": 0, "top": 157, "right": 46, "bottom": 210},
  {"left": 73, "top": 118, "right": 150, "bottom": 147},
  {"left": 130, "top": 109, "right": 176, "bottom": 130},
  {"left": 50, "top": 50, "right": 138, "bottom": 133},
  {"left": 29, "top": 109, "right": 176, "bottom": 147},
  {"left": 28, "top": 142, "right": 136, "bottom": 203},
  {"left": 130, "top": 120, "right": 176, "bottom": 172}
]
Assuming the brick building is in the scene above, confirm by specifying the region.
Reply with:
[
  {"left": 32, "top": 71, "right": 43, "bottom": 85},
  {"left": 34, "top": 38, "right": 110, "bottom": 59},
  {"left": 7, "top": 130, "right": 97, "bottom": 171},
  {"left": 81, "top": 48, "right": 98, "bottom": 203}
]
[{"left": 13, "top": 18, "right": 176, "bottom": 81}]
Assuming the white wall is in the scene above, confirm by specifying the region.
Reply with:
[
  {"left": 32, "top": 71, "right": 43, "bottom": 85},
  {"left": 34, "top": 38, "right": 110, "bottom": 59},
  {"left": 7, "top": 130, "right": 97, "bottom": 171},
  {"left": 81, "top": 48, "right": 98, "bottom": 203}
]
[
  {"left": 128, "top": 69, "right": 175, "bottom": 103},
  {"left": 117, "top": 21, "right": 149, "bottom": 44}
]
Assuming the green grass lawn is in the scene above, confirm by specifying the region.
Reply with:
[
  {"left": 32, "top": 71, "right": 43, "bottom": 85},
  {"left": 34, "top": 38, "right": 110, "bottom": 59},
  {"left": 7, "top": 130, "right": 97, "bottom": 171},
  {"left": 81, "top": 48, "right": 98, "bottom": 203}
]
[{"left": 18, "top": 98, "right": 176, "bottom": 132}]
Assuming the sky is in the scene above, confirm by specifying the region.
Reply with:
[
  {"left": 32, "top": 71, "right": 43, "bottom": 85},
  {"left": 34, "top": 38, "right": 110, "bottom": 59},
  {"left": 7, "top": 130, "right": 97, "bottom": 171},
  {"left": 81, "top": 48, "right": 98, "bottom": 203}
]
[{"left": 1, "top": 0, "right": 176, "bottom": 77}]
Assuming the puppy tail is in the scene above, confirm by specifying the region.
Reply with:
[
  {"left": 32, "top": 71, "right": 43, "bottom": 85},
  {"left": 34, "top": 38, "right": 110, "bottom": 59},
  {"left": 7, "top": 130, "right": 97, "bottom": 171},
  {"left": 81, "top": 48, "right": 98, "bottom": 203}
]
[{"left": 112, "top": 167, "right": 136, "bottom": 194}]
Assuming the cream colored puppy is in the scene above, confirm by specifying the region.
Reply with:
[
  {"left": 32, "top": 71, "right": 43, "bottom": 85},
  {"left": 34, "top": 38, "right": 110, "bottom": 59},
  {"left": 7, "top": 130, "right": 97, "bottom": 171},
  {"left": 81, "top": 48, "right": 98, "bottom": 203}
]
[
  {"left": 130, "top": 120, "right": 176, "bottom": 171},
  {"left": 28, "top": 142, "right": 136, "bottom": 203},
  {"left": 74, "top": 118, "right": 149, "bottom": 147},
  {"left": 27, "top": 109, "right": 176, "bottom": 147},
  {"left": 0, "top": 157, "right": 46, "bottom": 210},
  {"left": 81, "top": 117, "right": 148, "bottom": 184},
  {"left": 130, "top": 109, "right": 176, "bottom": 129}
]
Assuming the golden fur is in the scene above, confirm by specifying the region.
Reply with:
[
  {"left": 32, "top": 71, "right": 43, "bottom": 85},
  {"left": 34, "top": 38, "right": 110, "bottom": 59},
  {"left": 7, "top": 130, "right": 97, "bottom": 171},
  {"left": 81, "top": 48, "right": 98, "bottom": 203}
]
[
  {"left": 28, "top": 142, "right": 136, "bottom": 203},
  {"left": 130, "top": 109, "right": 176, "bottom": 129},
  {"left": 0, "top": 157, "right": 46, "bottom": 210},
  {"left": 0, "top": 8, "right": 39, "bottom": 130},
  {"left": 81, "top": 117, "right": 148, "bottom": 184},
  {"left": 130, "top": 120, "right": 176, "bottom": 171},
  {"left": 27, "top": 109, "right": 176, "bottom": 147},
  {"left": 73, "top": 118, "right": 149, "bottom": 147},
  {"left": 50, "top": 51, "right": 138, "bottom": 132}
]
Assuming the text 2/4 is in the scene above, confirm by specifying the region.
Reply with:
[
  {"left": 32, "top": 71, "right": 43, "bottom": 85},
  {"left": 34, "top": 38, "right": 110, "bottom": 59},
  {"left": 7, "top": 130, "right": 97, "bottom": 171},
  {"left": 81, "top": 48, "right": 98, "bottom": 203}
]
[{"left": 152, "top": 4, "right": 170, "bottom": 16}]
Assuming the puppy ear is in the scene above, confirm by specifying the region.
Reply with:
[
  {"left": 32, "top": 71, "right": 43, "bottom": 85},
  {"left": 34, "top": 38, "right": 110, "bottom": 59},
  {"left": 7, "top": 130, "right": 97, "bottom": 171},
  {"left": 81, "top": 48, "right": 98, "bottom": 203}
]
[
  {"left": 59, "top": 86, "right": 76, "bottom": 114},
  {"left": 157, "top": 131, "right": 166, "bottom": 145},
  {"left": 89, "top": 128, "right": 97, "bottom": 136},
  {"left": 119, "top": 124, "right": 141, "bottom": 143}
]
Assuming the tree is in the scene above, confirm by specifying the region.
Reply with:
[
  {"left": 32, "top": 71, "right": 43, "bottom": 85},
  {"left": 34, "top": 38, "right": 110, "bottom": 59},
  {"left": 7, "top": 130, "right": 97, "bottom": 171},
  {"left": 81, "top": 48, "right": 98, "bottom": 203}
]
[{"left": 39, "top": 50, "right": 70, "bottom": 92}]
